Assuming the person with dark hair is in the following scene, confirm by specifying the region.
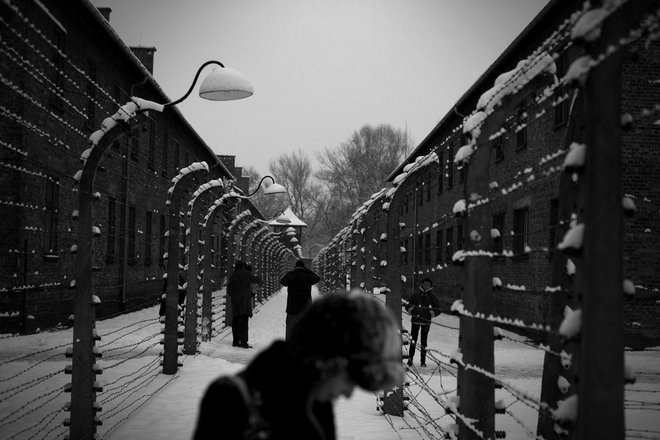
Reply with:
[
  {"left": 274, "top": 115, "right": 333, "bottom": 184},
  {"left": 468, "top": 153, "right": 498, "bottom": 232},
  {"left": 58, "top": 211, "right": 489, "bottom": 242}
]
[
  {"left": 193, "top": 290, "right": 404, "bottom": 440},
  {"left": 405, "top": 277, "right": 441, "bottom": 367},
  {"left": 280, "top": 259, "right": 320, "bottom": 340},
  {"left": 227, "top": 260, "right": 262, "bottom": 348}
]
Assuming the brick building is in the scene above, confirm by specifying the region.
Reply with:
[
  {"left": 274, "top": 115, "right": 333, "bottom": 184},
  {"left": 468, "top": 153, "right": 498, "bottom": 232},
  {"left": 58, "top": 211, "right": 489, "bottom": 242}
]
[
  {"left": 0, "top": 0, "right": 258, "bottom": 332},
  {"left": 319, "top": 0, "right": 660, "bottom": 343}
]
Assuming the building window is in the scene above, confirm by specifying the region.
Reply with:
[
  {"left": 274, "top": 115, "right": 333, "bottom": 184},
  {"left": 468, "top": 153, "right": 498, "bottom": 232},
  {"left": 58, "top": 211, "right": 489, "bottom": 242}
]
[
  {"left": 447, "top": 143, "right": 454, "bottom": 190},
  {"left": 180, "top": 223, "right": 187, "bottom": 266},
  {"left": 416, "top": 235, "right": 423, "bottom": 268},
  {"left": 548, "top": 199, "right": 559, "bottom": 257},
  {"left": 516, "top": 102, "right": 528, "bottom": 150},
  {"left": 445, "top": 227, "right": 453, "bottom": 263},
  {"left": 106, "top": 198, "right": 116, "bottom": 264},
  {"left": 417, "top": 182, "right": 423, "bottom": 206},
  {"left": 437, "top": 150, "right": 444, "bottom": 194},
  {"left": 148, "top": 120, "right": 156, "bottom": 170},
  {"left": 128, "top": 205, "right": 136, "bottom": 264},
  {"left": 456, "top": 224, "right": 464, "bottom": 251},
  {"left": 211, "top": 234, "right": 219, "bottom": 267},
  {"left": 159, "top": 214, "right": 166, "bottom": 267},
  {"left": 554, "top": 52, "right": 570, "bottom": 128},
  {"left": 161, "top": 131, "right": 169, "bottom": 177},
  {"left": 426, "top": 176, "right": 432, "bottom": 201},
  {"left": 492, "top": 212, "right": 505, "bottom": 256},
  {"left": 458, "top": 137, "right": 468, "bottom": 183},
  {"left": 404, "top": 195, "right": 409, "bottom": 214},
  {"left": 494, "top": 135, "right": 504, "bottom": 162},
  {"left": 401, "top": 239, "right": 408, "bottom": 265},
  {"left": 49, "top": 30, "right": 65, "bottom": 112},
  {"left": 424, "top": 233, "right": 431, "bottom": 265},
  {"left": 145, "top": 211, "right": 153, "bottom": 266},
  {"left": 43, "top": 179, "right": 59, "bottom": 256},
  {"left": 435, "top": 230, "right": 443, "bottom": 264},
  {"left": 185, "top": 150, "right": 190, "bottom": 168},
  {"left": 513, "top": 207, "right": 529, "bottom": 256},
  {"left": 130, "top": 128, "right": 139, "bottom": 162},
  {"left": 86, "top": 60, "right": 96, "bottom": 126},
  {"left": 173, "top": 140, "right": 181, "bottom": 174}
]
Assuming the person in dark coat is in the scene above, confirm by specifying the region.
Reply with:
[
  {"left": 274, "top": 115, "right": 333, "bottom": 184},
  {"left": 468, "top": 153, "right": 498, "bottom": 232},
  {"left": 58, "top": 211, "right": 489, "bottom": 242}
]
[
  {"left": 227, "top": 260, "right": 262, "bottom": 348},
  {"left": 280, "top": 259, "right": 320, "bottom": 340},
  {"left": 405, "top": 277, "right": 441, "bottom": 367},
  {"left": 158, "top": 273, "right": 186, "bottom": 317},
  {"left": 193, "top": 290, "right": 405, "bottom": 440}
]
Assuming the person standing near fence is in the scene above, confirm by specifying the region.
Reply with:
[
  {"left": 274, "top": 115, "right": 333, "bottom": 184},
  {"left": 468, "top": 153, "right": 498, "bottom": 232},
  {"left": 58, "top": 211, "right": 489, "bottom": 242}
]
[
  {"left": 405, "top": 277, "right": 441, "bottom": 367},
  {"left": 227, "top": 260, "right": 262, "bottom": 348},
  {"left": 280, "top": 259, "right": 320, "bottom": 340},
  {"left": 193, "top": 290, "right": 405, "bottom": 440}
]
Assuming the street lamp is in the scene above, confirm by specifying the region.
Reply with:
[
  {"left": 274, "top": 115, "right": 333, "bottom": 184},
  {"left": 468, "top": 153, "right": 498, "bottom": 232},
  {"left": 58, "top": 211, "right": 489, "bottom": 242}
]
[
  {"left": 229, "top": 175, "right": 287, "bottom": 198},
  {"left": 165, "top": 60, "right": 253, "bottom": 106}
]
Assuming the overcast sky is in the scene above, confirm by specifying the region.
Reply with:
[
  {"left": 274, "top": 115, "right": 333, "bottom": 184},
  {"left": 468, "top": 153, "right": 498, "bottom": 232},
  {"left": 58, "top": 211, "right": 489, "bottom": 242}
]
[{"left": 96, "top": 0, "right": 549, "bottom": 176}]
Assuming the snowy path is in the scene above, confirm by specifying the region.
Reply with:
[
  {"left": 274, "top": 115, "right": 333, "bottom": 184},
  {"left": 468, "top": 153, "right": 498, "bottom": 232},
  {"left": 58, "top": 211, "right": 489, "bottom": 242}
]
[
  {"left": 108, "top": 288, "right": 415, "bottom": 440},
  {"left": 1, "top": 287, "right": 659, "bottom": 440}
]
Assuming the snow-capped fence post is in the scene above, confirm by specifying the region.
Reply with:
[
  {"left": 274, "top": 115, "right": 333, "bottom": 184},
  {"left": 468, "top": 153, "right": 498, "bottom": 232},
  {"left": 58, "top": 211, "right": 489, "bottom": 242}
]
[
  {"left": 381, "top": 285, "right": 405, "bottom": 416},
  {"left": 201, "top": 197, "right": 228, "bottom": 342},
  {"left": 69, "top": 114, "right": 143, "bottom": 440},
  {"left": 457, "top": 71, "right": 549, "bottom": 440},
  {"left": 573, "top": 2, "right": 653, "bottom": 436},
  {"left": 184, "top": 179, "right": 224, "bottom": 355},
  {"left": 252, "top": 229, "right": 270, "bottom": 302},
  {"left": 163, "top": 162, "right": 209, "bottom": 374},
  {"left": 535, "top": 85, "right": 587, "bottom": 436}
]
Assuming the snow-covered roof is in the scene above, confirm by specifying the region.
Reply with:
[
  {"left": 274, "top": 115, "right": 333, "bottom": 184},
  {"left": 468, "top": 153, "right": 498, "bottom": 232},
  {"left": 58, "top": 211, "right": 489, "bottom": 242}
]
[{"left": 268, "top": 207, "right": 307, "bottom": 227}]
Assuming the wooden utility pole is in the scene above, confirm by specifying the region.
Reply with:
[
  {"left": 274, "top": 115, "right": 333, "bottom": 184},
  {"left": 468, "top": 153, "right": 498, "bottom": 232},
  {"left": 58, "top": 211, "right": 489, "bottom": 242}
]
[
  {"left": 536, "top": 91, "right": 584, "bottom": 439},
  {"left": 576, "top": 2, "right": 632, "bottom": 436},
  {"left": 458, "top": 119, "right": 495, "bottom": 440},
  {"left": 457, "top": 73, "right": 546, "bottom": 439},
  {"left": 201, "top": 200, "right": 225, "bottom": 341}
]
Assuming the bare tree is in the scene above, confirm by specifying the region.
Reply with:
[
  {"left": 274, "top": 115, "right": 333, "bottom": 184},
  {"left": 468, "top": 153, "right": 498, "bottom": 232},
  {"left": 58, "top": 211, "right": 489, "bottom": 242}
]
[
  {"left": 316, "top": 124, "right": 412, "bottom": 228},
  {"left": 269, "top": 149, "right": 318, "bottom": 221}
]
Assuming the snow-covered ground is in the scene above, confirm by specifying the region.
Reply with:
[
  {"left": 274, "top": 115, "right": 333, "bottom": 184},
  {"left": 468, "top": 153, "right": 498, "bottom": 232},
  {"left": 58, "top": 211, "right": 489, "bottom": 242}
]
[{"left": 1, "top": 287, "right": 659, "bottom": 439}]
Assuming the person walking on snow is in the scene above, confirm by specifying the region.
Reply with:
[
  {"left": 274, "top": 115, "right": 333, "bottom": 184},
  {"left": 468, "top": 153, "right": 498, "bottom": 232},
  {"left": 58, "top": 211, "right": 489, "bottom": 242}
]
[
  {"left": 280, "top": 259, "right": 320, "bottom": 340},
  {"left": 405, "top": 277, "right": 441, "bottom": 367},
  {"left": 227, "top": 260, "right": 262, "bottom": 348}
]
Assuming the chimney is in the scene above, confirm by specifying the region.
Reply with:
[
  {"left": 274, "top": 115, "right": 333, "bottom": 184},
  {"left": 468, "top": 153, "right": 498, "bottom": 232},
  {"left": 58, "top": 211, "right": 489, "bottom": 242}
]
[
  {"left": 97, "top": 7, "right": 111, "bottom": 22},
  {"left": 216, "top": 155, "right": 237, "bottom": 176},
  {"left": 238, "top": 176, "right": 250, "bottom": 195},
  {"left": 129, "top": 46, "right": 157, "bottom": 74}
]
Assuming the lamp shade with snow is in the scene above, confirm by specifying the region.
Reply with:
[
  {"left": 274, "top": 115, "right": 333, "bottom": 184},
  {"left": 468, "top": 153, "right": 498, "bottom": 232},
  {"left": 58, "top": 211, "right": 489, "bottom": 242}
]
[
  {"left": 263, "top": 183, "right": 287, "bottom": 195},
  {"left": 199, "top": 67, "right": 254, "bottom": 101}
]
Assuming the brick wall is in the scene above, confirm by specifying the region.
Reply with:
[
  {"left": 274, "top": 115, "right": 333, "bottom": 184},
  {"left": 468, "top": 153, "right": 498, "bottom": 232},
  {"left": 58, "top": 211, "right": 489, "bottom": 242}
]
[{"left": 0, "top": 0, "right": 234, "bottom": 333}]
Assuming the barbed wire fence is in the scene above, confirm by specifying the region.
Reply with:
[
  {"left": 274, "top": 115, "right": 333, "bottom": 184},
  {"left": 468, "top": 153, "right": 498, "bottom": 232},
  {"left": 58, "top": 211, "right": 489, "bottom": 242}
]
[{"left": 316, "top": 1, "right": 660, "bottom": 439}]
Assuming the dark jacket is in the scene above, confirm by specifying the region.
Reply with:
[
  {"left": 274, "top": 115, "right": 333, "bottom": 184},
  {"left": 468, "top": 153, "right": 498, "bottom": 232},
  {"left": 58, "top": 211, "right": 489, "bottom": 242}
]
[
  {"left": 158, "top": 274, "right": 186, "bottom": 316},
  {"left": 194, "top": 340, "right": 335, "bottom": 440},
  {"left": 406, "top": 287, "right": 441, "bottom": 325},
  {"left": 228, "top": 269, "right": 262, "bottom": 317},
  {"left": 280, "top": 267, "right": 320, "bottom": 315}
]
